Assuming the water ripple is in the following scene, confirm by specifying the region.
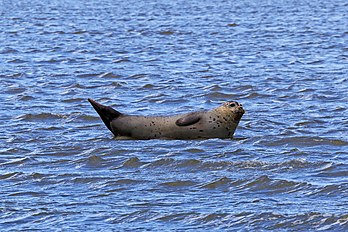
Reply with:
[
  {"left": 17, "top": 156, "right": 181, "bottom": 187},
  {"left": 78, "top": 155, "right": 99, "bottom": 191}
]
[{"left": 1, "top": 0, "right": 347, "bottom": 230}]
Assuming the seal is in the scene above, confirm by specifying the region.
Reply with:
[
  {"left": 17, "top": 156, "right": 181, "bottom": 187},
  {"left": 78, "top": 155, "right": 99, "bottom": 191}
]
[{"left": 88, "top": 98, "right": 244, "bottom": 140}]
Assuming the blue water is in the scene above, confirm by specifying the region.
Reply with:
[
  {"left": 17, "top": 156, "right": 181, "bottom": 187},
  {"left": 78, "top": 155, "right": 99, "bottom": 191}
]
[{"left": 1, "top": 0, "right": 348, "bottom": 230}]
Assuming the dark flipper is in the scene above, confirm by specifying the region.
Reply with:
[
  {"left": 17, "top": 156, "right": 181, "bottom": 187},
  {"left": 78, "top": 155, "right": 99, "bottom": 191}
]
[
  {"left": 88, "top": 99, "right": 122, "bottom": 134},
  {"left": 175, "top": 112, "right": 201, "bottom": 126}
]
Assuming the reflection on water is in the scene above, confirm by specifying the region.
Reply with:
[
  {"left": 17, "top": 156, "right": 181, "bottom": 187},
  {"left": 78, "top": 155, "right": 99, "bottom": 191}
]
[{"left": 1, "top": 0, "right": 348, "bottom": 230}]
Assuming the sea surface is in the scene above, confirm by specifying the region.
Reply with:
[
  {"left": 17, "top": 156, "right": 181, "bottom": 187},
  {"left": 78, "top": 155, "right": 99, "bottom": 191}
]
[{"left": 1, "top": 0, "right": 347, "bottom": 230}]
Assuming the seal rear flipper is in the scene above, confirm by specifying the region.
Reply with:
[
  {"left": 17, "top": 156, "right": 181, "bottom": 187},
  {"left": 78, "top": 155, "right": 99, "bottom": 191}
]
[
  {"left": 175, "top": 112, "right": 201, "bottom": 126},
  {"left": 88, "top": 98, "right": 122, "bottom": 134}
]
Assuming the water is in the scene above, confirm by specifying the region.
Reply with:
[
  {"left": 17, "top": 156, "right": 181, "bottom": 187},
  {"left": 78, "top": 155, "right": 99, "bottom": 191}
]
[{"left": 1, "top": 0, "right": 347, "bottom": 230}]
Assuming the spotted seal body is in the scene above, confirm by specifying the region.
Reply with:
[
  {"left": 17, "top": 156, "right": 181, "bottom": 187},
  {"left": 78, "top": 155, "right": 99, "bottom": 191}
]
[{"left": 88, "top": 99, "right": 244, "bottom": 140}]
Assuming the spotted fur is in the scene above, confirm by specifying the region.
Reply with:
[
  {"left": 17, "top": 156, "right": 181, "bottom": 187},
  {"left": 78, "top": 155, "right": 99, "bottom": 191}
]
[{"left": 88, "top": 99, "right": 244, "bottom": 140}]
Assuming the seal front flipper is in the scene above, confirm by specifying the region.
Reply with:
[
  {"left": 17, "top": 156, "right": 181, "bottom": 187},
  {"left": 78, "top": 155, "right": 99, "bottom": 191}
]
[
  {"left": 175, "top": 112, "right": 201, "bottom": 126},
  {"left": 88, "top": 99, "right": 122, "bottom": 135}
]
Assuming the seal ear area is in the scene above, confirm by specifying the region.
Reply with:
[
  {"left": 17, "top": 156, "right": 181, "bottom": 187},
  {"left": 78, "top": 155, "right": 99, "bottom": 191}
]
[
  {"left": 88, "top": 98, "right": 122, "bottom": 132},
  {"left": 175, "top": 112, "right": 201, "bottom": 127}
]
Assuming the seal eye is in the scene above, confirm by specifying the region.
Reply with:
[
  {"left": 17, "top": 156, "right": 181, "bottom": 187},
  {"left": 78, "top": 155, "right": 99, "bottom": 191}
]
[{"left": 229, "top": 103, "right": 236, "bottom": 107}]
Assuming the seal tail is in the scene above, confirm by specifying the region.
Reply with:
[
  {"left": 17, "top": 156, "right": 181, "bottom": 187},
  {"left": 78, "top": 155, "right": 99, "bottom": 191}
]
[{"left": 88, "top": 98, "right": 121, "bottom": 134}]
